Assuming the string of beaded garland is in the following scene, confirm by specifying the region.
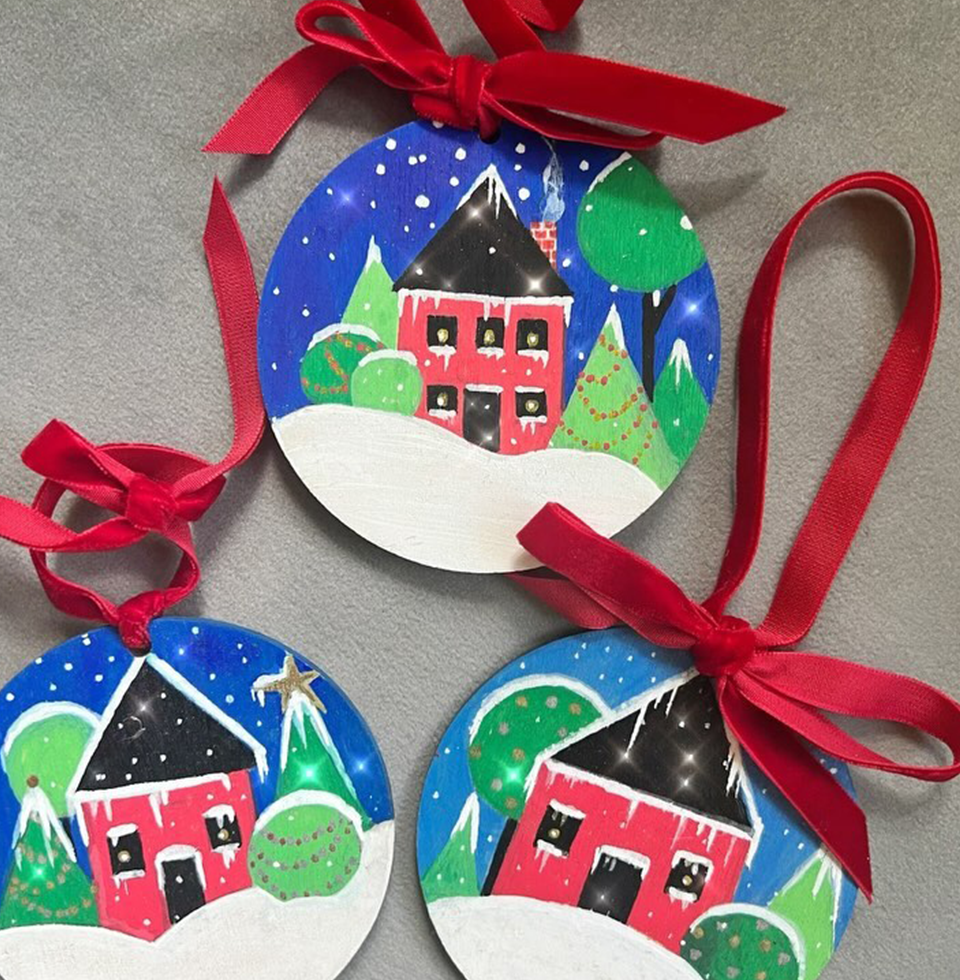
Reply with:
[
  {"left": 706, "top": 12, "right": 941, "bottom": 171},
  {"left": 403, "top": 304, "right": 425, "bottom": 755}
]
[
  {"left": 416, "top": 172, "right": 960, "bottom": 980},
  {"left": 0, "top": 185, "right": 394, "bottom": 980},
  {"left": 209, "top": 0, "right": 784, "bottom": 573}
]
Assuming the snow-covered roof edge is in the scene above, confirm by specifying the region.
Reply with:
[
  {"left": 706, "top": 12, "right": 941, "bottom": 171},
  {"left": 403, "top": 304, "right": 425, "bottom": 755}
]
[{"left": 456, "top": 163, "right": 518, "bottom": 218}]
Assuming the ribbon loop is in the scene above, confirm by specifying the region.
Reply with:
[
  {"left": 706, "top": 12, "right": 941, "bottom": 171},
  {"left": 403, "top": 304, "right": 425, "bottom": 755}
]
[
  {"left": 0, "top": 180, "right": 263, "bottom": 649},
  {"left": 513, "top": 172, "right": 957, "bottom": 902},
  {"left": 690, "top": 616, "right": 756, "bottom": 677},
  {"left": 206, "top": 0, "right": 784, "bottom": 155}
]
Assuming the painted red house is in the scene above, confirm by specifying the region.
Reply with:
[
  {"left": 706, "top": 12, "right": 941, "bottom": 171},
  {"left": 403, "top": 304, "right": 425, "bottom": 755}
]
[
  {"left": 68, "top": 655, "right": 267, "bottom": 941},
  {"left": 489, "top": 675, "right": 759, "bottom": 952},
  {"left": 393, "top": 165, "right": 573, "bottom": 454}
]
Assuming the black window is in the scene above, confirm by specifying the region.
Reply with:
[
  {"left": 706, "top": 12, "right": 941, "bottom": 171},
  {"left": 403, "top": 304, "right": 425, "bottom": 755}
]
[
  {"left": 517, "top": 318, "right": 548, "bottom": 353},
  {"left": 665, "top": 854, "right": 710, "bottom": 901},
  {"left": 427, "top": 385, "right": 459, "bottom": 414},
  {"left": 108, "top": 828, "right": 145, "bottom": 876},
  {"left": 427, "top": 315, "right": 458, "bottom": 348},
  {"left": 534, "top": 804, "right": 582, "bottom": 856},
  {"left": 476, "top": 316, "right": 505, "bottom": 349},
  {"left": 516, "top": 389, "right": 547, "bottom": 419},
  {"left": 205, "top": 811, "right": 242, "bottom": 850}
]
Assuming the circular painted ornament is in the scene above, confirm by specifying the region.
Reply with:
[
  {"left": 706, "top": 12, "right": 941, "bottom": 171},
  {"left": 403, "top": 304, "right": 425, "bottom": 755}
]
[
  {"left": 258, "top": 121, "right": 721, "bottom": 573},
  {"left": 0, "top": 619, "right": 393, "bottom": 980},
  {"left": 418, "top": 628, "right": 858, "bottom": 980}
]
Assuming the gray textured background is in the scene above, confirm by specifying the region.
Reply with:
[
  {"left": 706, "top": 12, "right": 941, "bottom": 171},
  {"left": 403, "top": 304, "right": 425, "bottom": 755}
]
[{"left": 1, "top": 1, "right": 959, "bottom": 976}]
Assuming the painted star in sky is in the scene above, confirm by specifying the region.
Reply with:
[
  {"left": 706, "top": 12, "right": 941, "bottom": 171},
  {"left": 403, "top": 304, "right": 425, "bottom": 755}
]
[{"left": 252, "top": 655, "right": 326, "bottom": 713}]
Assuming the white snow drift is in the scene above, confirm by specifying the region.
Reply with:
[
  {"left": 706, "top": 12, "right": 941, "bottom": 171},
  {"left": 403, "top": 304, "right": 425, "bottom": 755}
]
[
  {"left": 0, "top": 820, "right": 394, "bottom": 980},
  {"left": 429, "top": 895, "right": 702, "bottom": 980},
  {"left": 274, "top": 404, "right": 662, "bottom": 573}
]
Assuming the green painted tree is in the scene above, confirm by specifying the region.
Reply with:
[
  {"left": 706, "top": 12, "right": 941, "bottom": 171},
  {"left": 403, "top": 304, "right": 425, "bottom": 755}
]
[
  {"left": 0, "top": 786, "right": 98, "bottom": 929},
  {"left": 468, "top": 683, "right": 603, "bottom": 819},
  {"left": 1, "top": 703, "right": 97, "bottom": 817},
  {"left": 300, "top": 325, "right": 384, "bottom": 405},
  {"left": 550, "top": 304, "right": 680, "bottom": 490},
  {"left": 653, "top": 338, "right": 710, "bottom": 466},
  {"left": 341, "top": 237, "right": 400, "bottom": 348},
  {"left": 682, "top": 909, "right": 801, "bottom": 980},
  {"left": 421, "top": 793, "right": 480, "bottom": 903},
  {"left": 770, "top": 851, "right": 841, "bottom": 980},
  {"left": 578, "top": 154, "right": 706, "bottom": 400},
  {"left": 250, "top": 795, "right": 363, "bottom": 901},
  {"left": 351, "top": 351, "right": 422, "bottom": 415}
]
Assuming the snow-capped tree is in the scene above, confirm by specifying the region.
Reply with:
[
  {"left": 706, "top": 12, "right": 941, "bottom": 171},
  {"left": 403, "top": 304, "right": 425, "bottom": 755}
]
[
  {"left": 653, "top": 338, "right": 709, "bottom": 465},
  {"left": 342, "top": 236, "right": 400, "bottom": 348},
  {"left": 300, "top": 324, "right": 384, "bottom": 405},
  {"left": 0, "top": 784, "right": 98, "bottom": 929},
  {"left": 682, "top": 908, "right": 801, "bottom": 980},
  {"left": 577, "top": 154, "right": 705, "bottom": 400},
  {"left": 550, "top": 304, "right": 680, "bottom": 490},
  {"left": 421, "top": 793, "right": 480, "bottom": 903},
  {"left": 468, "top": 682, "right": 602, "bottom": 819},
  {"left": 351, "top": 350, "right": 422, "bottom": 415},
  {"left": 1, "top": 702, "right": 97, "bottom": 818},
  {"left": 253, "top": 656, "right": 371, "bottom": 829},
  {"left": 770, "top": 850, "right": 843, "bottom": 980}
]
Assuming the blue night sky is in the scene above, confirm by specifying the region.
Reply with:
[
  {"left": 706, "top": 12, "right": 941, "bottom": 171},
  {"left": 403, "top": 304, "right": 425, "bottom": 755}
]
[
  {"left": 258, "top": 120, "right": 721, "bottom": 420},
  {"left": 417, "top": 628, "right": 857, "bottom": 947},
  {"left": 0, "top": 618, "right": 393, "bottom": 883}
]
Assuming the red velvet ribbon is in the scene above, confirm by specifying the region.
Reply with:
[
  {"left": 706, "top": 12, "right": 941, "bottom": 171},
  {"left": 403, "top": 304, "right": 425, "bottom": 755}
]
[
  {"left": 514, "top": 171, "right": 960, "bottom": 901},
  {"left": 0, "top": 181, "right": 263, "bottom": 651},
  {"left": 204, "top": 0, "right": 785, "bottom": 155}
]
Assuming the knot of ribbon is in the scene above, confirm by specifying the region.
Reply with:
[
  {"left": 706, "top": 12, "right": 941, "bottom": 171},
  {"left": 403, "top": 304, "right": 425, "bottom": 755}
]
[
  {"left": 0, "top": 181, "right": 263, "bottom": 651},
  {"left": 513, "top": 171, "right": 960, "bottom": 901},
  {"left": 205, "top": 0, "right": 785, "bottom": 156}
]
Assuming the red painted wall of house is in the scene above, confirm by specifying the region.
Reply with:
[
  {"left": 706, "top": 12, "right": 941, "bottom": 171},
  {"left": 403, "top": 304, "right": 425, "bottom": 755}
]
[
  {"left": 81, "top": 771, "right": 257, "bottom": 941},
  {"left": 396, "top": 291, "right": 568, "bottom": 454},
  {"left": 492, "top": 763, "right": 751, "bottom": 951}
]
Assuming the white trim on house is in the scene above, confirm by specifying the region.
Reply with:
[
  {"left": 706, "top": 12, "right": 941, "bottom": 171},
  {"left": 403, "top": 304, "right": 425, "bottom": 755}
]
[
  {"left": 548, "top": 800, "right": 586, "bottom": 821},
  {"left": 591, "top": 845, "right": 651, "bottom": 876},
  {"left": 464, "top": 384, "right": 504, "bottom": 394},
  {"left": 456, "top": 163, "right": 518, "bottom": 217}
]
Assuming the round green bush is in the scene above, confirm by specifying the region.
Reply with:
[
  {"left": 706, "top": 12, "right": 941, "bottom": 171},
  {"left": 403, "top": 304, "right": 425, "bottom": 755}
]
[
  {"left": 682, "top": 909, "right": 801, "bottom": 980},
  {"left": 350, "top": 352, "right": 422, "bottom": 415},
  {"left": 249, "top": 799, "right": 363, "bottom": 901},
  {"left": 300, "top": 325, "right": 384, "bottom": 405}
]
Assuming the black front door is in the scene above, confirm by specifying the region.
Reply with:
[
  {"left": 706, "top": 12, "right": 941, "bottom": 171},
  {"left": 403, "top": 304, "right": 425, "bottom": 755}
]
[
  {"left": 162, "top": 858, "right": 206, "bottom": 926},
  {"left": 463, "top": 388, "right": 501, "bottom": 452},
  {"left": 577, "top": 851, "right": 644, "bottom": 924}
]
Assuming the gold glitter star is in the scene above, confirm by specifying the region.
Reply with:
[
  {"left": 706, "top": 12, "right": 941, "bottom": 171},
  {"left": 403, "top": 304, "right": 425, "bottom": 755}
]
[{"left": 252, "top": 654, "right": 326, "bottom": 713}]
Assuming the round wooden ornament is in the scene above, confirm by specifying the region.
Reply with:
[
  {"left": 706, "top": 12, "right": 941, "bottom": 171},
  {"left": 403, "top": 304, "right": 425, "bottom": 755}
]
[
  {"left": 417, "top": 629, "right": 857, "bottom": 980},
  {"left": 258, "top": 120, "right": 721, "bottom": 573},
  {"left": 0, "top": 619, "right": 393, "bottom": 980}
]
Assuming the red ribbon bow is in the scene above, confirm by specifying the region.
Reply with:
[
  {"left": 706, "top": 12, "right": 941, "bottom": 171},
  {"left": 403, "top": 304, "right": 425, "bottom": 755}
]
[
  {"left": 205, "top": 0, "right": 785, "bottom": 155},
  {"left": 514, "top": 172, "right": 960, "bottom": 901},
  {"left": 0, "top": 181, "right": 263, "bottom": 650}
]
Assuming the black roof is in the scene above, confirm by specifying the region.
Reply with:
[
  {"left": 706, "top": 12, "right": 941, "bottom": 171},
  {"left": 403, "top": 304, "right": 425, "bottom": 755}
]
[
  {"left": 393, "top": 167, "right": 572, "bottom": 298},
  {"left": 554, "top": 676, "right": 751, "bottom": 829},
  {"left": 75, "top": 659, "right": 259, "bottom": 792}
]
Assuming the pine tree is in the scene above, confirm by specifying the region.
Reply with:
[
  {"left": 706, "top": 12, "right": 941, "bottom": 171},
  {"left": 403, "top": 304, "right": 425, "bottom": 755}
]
[
  {"left": 550, "top": 303, "right": 679, "bottom": 490},
  {"left": 770, "top": 851, "right": 840, "bottom": 980},
  {"left": 277, "top": 693, "right": 372, "bottom": 830},
  {"left": 342, "top": 236, "right": 399, "bottom": 348},
  {"left": 653, "top": 338, "right": 709, "bottom": 465},
  {"left": 0, "top": 785, "right": 98, "bottom": 929},
  {"left": 421, "top": 793, "right": 481, "bottom": 903}
]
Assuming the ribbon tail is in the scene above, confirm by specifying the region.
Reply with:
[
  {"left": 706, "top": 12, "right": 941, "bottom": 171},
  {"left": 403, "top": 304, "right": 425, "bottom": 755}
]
[
  {"left": 517, "top": 503, "right": 714, "bottom": 645},
  {"left": 204, "top": 46, "right": 355, "bottom": 154},
  {"left": 720, "top": 680, "right": 874, "bottom": 899}
]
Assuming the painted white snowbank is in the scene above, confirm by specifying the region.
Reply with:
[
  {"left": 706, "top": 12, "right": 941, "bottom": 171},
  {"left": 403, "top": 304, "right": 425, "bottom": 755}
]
[
  {"left": 429, "top": 895, "right": 702, "bottom": 980},
  {"left": 274, "top": 404, "right": 661, "bottom": 573},
  {"left": 0, "top": 820, "right": 394, "bottom": 980}
]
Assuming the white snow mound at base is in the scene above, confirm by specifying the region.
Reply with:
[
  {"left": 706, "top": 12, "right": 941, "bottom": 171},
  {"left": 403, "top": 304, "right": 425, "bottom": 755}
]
[
  {"left": 430, "top": 896, "right": 702, "bottom": 980},
  {"left": 275, "top": 404, "right": 662, "bottom": 573},
  {"left": 0, "top": 821, "right": 394, "bottom": 980}
]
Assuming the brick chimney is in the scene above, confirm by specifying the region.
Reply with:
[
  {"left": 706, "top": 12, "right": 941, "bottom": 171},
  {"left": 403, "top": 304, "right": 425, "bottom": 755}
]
[{"left": 530, "top": 220, "right": 558, "bottom": 269}]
